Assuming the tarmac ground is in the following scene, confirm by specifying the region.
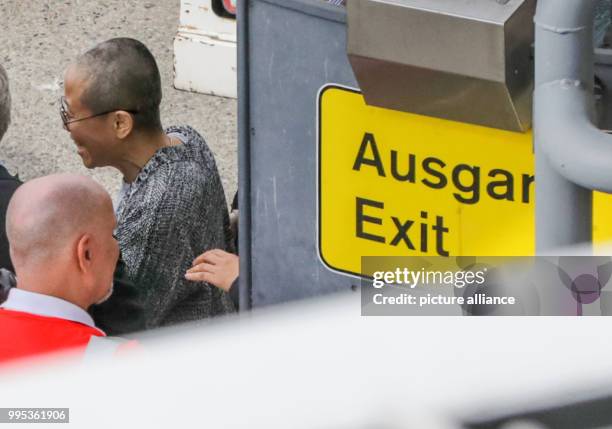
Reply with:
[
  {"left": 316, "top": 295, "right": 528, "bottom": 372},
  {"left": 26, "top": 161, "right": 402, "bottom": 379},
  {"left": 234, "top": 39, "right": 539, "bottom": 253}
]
[{"left": 0, "top": 0, "right": 237, "bottom": 201}]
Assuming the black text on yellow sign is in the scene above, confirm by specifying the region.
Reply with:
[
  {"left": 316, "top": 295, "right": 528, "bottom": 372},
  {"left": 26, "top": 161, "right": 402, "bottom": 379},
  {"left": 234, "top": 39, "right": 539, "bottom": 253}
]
[
  {"left": 318, "top": 85, "right": 612, "bottom": 278},
  {"left": 352, "top": 131, "right": 537, "bottom": 257}
]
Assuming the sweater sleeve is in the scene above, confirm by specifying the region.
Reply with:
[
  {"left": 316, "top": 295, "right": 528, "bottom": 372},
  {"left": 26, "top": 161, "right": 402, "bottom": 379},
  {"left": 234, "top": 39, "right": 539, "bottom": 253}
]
[{"left": 117, "top": 161, "right": 234, "bottom": 328}]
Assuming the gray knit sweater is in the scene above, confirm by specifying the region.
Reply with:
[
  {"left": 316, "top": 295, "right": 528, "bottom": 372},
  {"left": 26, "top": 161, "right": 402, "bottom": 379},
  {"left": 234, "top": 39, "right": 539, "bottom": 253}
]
[{"left": 112, "top": 125, "right": 235, "bottom": 329}]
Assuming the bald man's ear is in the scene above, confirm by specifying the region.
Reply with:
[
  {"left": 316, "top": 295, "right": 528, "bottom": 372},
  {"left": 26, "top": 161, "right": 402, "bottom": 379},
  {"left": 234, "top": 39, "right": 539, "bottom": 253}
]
[
  {"left": 76, "top": 234, "right": 93, "bottom": 274},
  {"left": 112, "top": 111, "right": 134, "bottom": 140}
]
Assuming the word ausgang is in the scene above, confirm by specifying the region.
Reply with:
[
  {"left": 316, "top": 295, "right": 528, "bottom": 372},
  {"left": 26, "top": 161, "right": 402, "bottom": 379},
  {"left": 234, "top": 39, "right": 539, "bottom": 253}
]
[{"left": 353, "top": 132, "right": 534, "bottom": 205}]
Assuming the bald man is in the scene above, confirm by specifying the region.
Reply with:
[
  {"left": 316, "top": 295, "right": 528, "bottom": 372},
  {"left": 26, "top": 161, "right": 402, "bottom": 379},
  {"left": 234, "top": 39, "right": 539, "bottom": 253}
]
[{"left": 0, "top": 174, "right": 120, "bottom": 364}]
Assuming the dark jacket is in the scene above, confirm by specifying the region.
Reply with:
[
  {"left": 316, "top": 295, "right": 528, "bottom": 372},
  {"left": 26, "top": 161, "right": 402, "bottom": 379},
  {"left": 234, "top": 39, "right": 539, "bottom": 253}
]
[
  {"left": 0, "top": 165, "right": 21, "bottom": 273},
  {"left": 90, "top": 256, "right": 145, "bottom": 335}
]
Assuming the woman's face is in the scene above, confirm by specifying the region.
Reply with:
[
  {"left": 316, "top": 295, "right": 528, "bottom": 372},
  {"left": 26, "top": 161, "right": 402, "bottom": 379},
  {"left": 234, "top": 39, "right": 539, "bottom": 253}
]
[{"left": 62, "top": 66, "right": 123, "bottom": 169}]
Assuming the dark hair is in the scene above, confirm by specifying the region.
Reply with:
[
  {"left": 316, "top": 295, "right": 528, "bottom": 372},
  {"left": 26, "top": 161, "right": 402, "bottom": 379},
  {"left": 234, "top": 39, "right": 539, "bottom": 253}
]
[
  {"left": 0, "top": 64, "right": 10, "bottom": 141},
  {"left": 76, "top": 38, "right": 162, "bottom": 132}
]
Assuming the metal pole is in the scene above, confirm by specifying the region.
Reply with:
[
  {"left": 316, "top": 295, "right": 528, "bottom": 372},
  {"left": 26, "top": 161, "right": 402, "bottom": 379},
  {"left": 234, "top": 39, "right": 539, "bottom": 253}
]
[
  {"left": 534, "top": 0, "right": 602, "bottom": 253},
  {"left": 237, "top": 0, "right": 253, "bottom": 310}
]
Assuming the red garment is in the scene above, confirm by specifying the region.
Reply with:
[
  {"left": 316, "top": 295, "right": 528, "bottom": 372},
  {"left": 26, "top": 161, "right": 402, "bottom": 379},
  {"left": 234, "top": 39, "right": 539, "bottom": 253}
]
[{"left": 0, "top": 308, "right": 105, "bottom": 364}]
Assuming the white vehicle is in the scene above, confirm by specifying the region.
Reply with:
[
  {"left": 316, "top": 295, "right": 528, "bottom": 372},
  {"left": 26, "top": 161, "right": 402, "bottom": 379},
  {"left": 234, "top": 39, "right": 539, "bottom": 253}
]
[{"left": 174, "top": 0, "right": 237, "bottom": 98}]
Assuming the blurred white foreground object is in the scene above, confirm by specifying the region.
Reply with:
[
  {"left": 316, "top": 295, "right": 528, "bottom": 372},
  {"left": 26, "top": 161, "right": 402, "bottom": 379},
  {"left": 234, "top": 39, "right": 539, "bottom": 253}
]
[{"left": 3, "top": 290, "right": 612, "bottom": 428}]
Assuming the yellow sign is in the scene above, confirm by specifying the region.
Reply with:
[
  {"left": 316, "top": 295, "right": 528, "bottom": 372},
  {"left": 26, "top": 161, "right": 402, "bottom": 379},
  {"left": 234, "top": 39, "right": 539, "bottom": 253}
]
[{"left": 318, "top": 85, "right": 612, "bottom": 277}]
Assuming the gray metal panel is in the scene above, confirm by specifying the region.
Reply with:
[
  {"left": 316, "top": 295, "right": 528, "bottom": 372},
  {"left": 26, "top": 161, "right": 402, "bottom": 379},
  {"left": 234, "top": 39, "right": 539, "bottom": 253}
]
[
  {"left": 370, "top": 0, "right": 522, "bottom": 23},
  {"left": 237, "top": 0, "right": 252, "bottom": 309},
  {"left": 348, "top": 0, "right": 509, "bottom": 81},
  {"left": 244, "top": 0, "right": 358, "bottom": 306},
  {"left": 347, "top": 0, "right": 535, "bottom": 132}
]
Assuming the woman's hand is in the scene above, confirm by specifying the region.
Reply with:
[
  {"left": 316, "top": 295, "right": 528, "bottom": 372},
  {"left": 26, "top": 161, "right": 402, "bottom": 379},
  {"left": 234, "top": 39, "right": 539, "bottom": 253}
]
[{"left": 185, "top": 249, "right": 239, "bottom": 292}]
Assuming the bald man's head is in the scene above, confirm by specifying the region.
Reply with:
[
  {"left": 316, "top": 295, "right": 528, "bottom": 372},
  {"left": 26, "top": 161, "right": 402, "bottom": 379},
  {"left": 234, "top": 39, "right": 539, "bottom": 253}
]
[
  {"left": 5, "top": 174, "right": 119, "bottom": 308},
  {"left": 7, "top": 174, "right": 112, "bottom": 262}
]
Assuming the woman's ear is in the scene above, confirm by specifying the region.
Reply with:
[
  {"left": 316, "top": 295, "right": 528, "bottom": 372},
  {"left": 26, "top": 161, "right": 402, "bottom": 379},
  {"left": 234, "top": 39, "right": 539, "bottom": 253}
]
[
  {"left": 76, "top": 234, "right": 93, "bottom": 273},
  {"left": 113, "top": 111, "right": 134, "bottom": 139}
]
